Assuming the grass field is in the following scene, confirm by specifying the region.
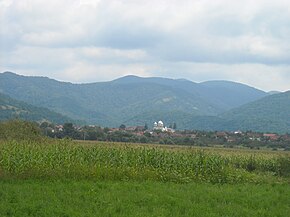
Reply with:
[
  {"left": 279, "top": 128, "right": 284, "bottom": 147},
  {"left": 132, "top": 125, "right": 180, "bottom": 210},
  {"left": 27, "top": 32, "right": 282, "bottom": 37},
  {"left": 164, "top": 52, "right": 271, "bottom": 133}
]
[
  {"left": 0, "top": 139, "right": 289, "bottom": 216},
  {"left": 0, "top": 180, "right": 289, "bottom": 217}
]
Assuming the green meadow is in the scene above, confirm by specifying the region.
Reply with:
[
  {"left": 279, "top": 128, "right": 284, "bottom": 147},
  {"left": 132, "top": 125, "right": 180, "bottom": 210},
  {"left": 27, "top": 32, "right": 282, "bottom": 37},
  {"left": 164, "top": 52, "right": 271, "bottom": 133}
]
[
  {"left": 0, "top": 180, "right": 289, "bottom": 217},
  {"left": 0, "top": 138, "right": 289, "bottom": 216}
]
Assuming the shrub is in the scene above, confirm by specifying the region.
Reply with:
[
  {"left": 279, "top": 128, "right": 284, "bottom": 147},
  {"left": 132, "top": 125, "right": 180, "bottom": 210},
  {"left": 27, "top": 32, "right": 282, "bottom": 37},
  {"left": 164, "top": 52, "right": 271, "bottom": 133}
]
[{"left": 0, "top": 119, "right": 42, "bottom": 141}]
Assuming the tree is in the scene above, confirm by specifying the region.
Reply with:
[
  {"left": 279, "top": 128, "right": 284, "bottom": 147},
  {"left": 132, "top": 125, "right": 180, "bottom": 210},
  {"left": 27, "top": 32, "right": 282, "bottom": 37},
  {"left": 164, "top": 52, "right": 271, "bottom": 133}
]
[
  {"left": 40, "top": 121, "right": 50, "bottom": 129},
  {"left": 63, "top": 123, "right": 74, "bottom": 134},
  {"left": 63, "top": 123, "right": 80, "bottom": 139},
  {"left": 144, "top": 131, "right": 152, "bottom": 138},
  {"left": 103, "top": 127, "right": 110, "bottom": 133},
  {"left": 119, "top": 124, "right": 126, "bottom": 130},
  {"left": 173, "top": 123, "right": 177, "bottom": 129},
  {"left": 144, "top": 123, "right": 148, "bottom": 130},
  {"left": 86, "top": 130, "right": 97, "bottom": 140}
]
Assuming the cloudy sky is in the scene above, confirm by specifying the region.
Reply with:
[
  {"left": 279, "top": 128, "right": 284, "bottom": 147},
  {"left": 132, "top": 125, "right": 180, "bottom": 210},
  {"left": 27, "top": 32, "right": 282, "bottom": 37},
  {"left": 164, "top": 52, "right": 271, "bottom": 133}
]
[{"left": 1, "top": 0, "right": 290, "bottom": 91}]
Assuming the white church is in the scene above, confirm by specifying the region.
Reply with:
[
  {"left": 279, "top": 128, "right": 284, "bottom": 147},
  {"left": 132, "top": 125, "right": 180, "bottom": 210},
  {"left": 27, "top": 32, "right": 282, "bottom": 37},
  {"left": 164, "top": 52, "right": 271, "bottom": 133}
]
[{"left": 153, "top": 120, "right": 175, "bottom": 132}]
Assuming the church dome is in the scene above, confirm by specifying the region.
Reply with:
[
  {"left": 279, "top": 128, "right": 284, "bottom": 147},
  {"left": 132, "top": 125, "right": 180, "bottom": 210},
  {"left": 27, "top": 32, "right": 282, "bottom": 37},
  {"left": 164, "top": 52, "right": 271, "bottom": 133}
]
[{"left": 158, "top": 121, "right": 164, "bottom": 127}]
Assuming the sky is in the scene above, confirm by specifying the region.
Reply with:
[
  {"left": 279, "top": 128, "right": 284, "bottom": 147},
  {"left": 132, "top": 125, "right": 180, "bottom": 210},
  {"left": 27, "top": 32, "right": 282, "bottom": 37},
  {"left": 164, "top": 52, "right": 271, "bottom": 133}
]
[{"left": 1, "top": 0, "right": 290, "bottom": 91}]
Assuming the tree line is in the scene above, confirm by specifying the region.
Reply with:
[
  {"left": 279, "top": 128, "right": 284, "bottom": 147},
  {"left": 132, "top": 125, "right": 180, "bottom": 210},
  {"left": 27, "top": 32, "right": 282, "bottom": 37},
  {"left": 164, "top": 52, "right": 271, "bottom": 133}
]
[{"left": 1, "top": 120, "right": 289, "bottom": 151}]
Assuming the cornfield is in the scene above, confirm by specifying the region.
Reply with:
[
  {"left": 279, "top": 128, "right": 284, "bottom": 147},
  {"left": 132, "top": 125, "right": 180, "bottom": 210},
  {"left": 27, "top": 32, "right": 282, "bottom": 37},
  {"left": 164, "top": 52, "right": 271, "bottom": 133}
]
[{"left": 0, "top": 139, "right": 289, "bottom": 184}]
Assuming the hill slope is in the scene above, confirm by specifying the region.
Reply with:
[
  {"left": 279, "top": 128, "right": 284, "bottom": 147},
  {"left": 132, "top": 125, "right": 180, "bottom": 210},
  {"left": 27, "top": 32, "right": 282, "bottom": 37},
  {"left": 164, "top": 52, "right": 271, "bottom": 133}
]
[
  {"left": 197, "top": 80, "right": 269, "bottom": 110},
  {"left": 0, "top": 93, "right": 76, "bottom": 124},
  {"left": 180, "top": 91, "right": 290, "bottom": 133},
  {"left": 0, "top": 72, "right": 269, "bottom": 128},
  {"left": 114, "top": 76, "right": 268, "bottom": 111},
  {"left": 220, "top": 91, "right": 290, "bottom": 133}
]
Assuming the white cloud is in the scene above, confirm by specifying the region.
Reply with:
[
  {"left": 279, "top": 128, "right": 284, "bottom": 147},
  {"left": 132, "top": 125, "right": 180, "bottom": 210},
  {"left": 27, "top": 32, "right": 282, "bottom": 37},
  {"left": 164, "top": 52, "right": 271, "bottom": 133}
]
[
  {"left": 80, "top": 47, "right": 148, "bottom": 62},
  {"left": 61, "top": 63, "right": 154, "bottom": 83},
  {"left": 1, "top": 0, "right": 290, "bottom": 91}
]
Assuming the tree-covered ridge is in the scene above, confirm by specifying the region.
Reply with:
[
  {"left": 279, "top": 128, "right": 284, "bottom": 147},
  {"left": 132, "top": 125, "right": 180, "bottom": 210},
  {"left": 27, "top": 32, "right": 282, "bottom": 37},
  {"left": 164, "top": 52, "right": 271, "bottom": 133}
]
[
  {"left": 0, "top": 92, "right": 76, "bottom": 124},
  {"left": 1, "top": 72, "right": 289, "bottom": 133},
  {"left": 219, "top": 90, "right": 290, "bottom": 133},
  {"left": 0, "top": 72, "right": 268, "bottom": 127},
  {"left": 179, "top": 91, "right": 290, "bottom": 133}
]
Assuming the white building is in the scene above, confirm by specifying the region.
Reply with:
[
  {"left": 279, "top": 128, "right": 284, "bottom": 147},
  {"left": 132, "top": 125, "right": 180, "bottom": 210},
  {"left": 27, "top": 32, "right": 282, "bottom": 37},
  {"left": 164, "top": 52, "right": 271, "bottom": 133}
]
[{"left": 153, "top": 120, "right": 174, "bottom": 132}]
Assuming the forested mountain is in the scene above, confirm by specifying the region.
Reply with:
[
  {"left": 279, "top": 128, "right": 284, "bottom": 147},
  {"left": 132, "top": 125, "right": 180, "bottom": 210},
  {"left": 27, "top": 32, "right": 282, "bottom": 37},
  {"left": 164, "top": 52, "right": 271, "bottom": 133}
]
[
  {"left": 0, "top": 72, "right": 269, "bottom": 128},
  {"left": 0, "top": 92, "right": 75, "bottom": 124},
  {"left": 176, "top": 91, "right": 290, "bottom": 133},
  {"left": 3, "top": 71, "right": 288, "bottom": 133},
  {"left": 114, "top": 75, "right": 268, "bottom": 111},
  {"left": 219, "top": 91, "right": 290, "bottom": 133}
]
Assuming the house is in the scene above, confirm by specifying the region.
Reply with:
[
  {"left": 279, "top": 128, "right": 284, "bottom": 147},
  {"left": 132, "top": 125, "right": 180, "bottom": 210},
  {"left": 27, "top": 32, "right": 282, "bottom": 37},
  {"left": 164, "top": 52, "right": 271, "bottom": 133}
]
[
  {"left": 124, "top": 126, "right": 145, "bottom": 132},
  {"left": 108, "top": 128, "right": 119, "bottom": 133},
  {"left": 216, "top": 132, "right": 227, "bottom": 137},
  {"left": 234, "top": 130, "right": 243, "bottom": 135},
  {"left": 125, "top": 126, "right": 137, "bottom": 131},
  {"left": 263, "top": 133, "right": 279, "bottom": 141},
  {"left": 135, "top": 126, "right": 145, "bottom": 132},
  {"left": 55, "top": 125, "right": 63, "bottom": 132},
  {"left": 281, "top": 134, "right": 290, "bottom": 141}
]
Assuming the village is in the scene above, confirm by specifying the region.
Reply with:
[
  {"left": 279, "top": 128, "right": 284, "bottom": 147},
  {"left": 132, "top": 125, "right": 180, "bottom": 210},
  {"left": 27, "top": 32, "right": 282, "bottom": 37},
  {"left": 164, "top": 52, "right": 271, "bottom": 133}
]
[{"left": 40, "top": 120, "right": 290, "bottom": 151}]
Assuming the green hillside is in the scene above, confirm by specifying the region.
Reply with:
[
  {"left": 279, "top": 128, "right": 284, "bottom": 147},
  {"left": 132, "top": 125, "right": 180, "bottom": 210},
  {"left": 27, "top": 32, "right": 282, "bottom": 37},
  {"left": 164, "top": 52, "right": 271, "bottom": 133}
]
[
  {"left": 219, "top": 91, "right": 290, "bottom": 133},
  {"left": 114, "top": 75, "right": 268, "bottom": 111},
  {"left": 0, "top": 93, "right": 76, "bottom": 124},
  {"left": 181, "top": 91, "right": 290, "bottom": 133},
  {"left": 0, "top": 72, "right": 268, "bottom": 128},
  {"left": 197, "top": 80, "right": 269, "bottom": 110}
]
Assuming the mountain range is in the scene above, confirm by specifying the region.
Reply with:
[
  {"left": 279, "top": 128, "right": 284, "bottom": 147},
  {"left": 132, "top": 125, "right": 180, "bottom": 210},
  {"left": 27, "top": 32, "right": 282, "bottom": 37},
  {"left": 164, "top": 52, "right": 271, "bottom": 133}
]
[{"left": 0, "top": 71, "right": 289, "bottom": 133}]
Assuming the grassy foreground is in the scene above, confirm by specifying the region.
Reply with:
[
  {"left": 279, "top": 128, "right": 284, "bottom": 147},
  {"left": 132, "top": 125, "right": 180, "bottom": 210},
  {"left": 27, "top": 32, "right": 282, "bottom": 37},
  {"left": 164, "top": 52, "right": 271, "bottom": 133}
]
[
  {"left": 0, "top": 139, "right": 289, "bottom": 216},
  {"left": 0, "top": 179, "right": 289, "bottom": 217}
]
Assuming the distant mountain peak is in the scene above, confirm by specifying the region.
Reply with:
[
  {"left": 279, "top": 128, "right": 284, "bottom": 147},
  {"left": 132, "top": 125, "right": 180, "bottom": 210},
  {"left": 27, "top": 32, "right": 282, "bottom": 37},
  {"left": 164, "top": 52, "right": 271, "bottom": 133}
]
[
  {"left": 113, "top": 75, "right": 142, "bottom": 82},
  {"left": 2, "top": 71, "right": 18, "bottom": 76},
  {"left": 122, "top": 75, "right": 141, "bottom": 79},
  {"left": 113, "top": 75, "right": 194, "bottom": 85}
]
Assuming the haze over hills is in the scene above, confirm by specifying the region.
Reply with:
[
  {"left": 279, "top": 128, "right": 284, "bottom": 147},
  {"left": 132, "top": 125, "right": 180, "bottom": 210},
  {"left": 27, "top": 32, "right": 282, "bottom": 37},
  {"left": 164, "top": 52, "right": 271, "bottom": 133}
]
[
  {"left": 1, "top": 71, "right": 289, "bottom": 133},
  {"left": 0, "top": 92, "right": 75, "bottom": 124}
]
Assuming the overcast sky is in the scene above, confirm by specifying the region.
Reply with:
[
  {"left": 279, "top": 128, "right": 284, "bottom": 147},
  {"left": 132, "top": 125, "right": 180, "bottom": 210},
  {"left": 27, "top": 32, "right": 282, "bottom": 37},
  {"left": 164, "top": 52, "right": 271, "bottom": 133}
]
[{"left": 1, "top": 0, "right": 290, "bottom": 91}]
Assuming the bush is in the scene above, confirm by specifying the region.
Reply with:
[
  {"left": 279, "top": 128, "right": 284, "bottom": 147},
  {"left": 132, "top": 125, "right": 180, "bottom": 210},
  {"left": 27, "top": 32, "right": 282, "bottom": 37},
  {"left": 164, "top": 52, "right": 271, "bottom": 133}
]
[
  {"left": 277, "top": 157, "right": 290, "bottom": 177},
  {"left": 0, "top": 119, "right": 42, "bottom": 141}
]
